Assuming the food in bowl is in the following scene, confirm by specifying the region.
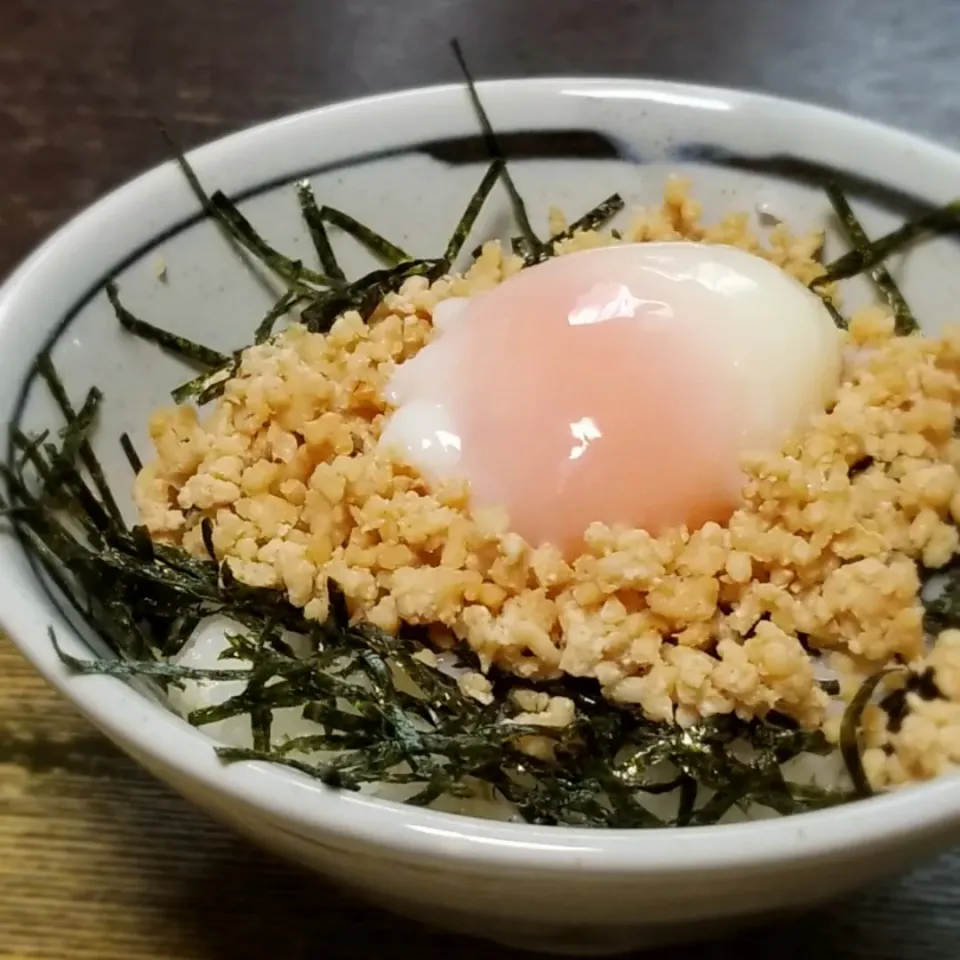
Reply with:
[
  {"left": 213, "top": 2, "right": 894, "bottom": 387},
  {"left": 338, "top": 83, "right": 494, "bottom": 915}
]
[{"left": 9, "top": 110, "right": 960, "bottom": 829}]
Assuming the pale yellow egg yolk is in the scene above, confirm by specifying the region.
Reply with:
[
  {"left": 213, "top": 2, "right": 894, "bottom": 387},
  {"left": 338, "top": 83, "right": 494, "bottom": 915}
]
[{"left": 382, "top": 243, "right": 840, "bottom": 558}]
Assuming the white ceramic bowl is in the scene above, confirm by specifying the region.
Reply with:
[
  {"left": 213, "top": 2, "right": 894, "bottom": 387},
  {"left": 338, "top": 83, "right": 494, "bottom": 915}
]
[{"left": 3, "top": 79, "right": 960, "bottom": 956}]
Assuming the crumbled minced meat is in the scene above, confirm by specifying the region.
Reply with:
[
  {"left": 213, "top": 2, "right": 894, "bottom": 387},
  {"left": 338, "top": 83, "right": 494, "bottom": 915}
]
[{"left": 136, "top": 179, "right": 960, "bottom": 791}]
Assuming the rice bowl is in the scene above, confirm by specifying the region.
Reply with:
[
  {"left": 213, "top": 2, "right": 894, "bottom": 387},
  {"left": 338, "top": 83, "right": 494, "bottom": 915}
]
[
  {"left": 126, "top": 175, "right": 960, "bottom": 822},
  {"left": 4, "top": 77, "right": 952, "bottom": 945}
]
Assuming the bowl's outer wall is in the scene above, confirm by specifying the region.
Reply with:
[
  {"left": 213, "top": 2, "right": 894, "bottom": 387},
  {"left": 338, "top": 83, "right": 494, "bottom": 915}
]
[{"left": 132, "top": 742, "right": 951, "bottom": 953}]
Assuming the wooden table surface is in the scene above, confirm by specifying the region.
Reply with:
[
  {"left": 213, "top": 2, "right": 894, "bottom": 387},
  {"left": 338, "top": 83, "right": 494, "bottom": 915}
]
[{"left": 3, "top": 1, "right": 960, "bottom": 957}]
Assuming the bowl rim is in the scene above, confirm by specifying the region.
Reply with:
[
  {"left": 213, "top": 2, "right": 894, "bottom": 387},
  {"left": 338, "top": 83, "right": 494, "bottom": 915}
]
[{"left": 2, "top": 74, "right": 960, "bottom": 876}]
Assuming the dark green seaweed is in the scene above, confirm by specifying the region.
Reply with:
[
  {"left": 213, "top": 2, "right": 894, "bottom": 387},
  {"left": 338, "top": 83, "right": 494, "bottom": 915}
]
[
  {"left": 483, "top": 192, "right": 626, "bottom": 263},
  {"left": 318, "top": 205, "right": 410, "bottom": 266},
  {"left": 108, "top": 282, "right": 228, "bottom": 368},
  {"left": 820, "top": 200, "right": 960, "bottom": 284},
  {"left": 295, "top": 180, "right": 346, "bottom": 281},
  {"left": 119, "top": 433, "right": 143, "bottom": 475},
  {"left": 208, "top": 191, "right": 333, "bottom": 290},
  {"left": 840, "top": 669, "right": 901, "bottom": 797},
  {"left": 824, "top": 184, "right": 917, "bottom": 334},
  {"left": 254, "top": 291, "right": 302, "bottom": 344},
  {"left": 170, "top": 362, "right": 235, "bottom": 405},
  {"left": 450, "top": 39, "right": 543, "bottom": 260},
  {"left": 444, "top": 160, "right": 504, "bottom": 264},
  {"left": 821, "top": 295, "right": 849, "bottom": 331},
  {"left": 549, "top": 193, "right": 626, "bottom": 248},
  {"left": 300, "top": 259, "right": 448, "bottom": 333},
  {"left": 34, "top": 354, "right": 123, "bottom": 525},
  {"left": 923, "top": 561, "right": 960, "bottom": 635}
]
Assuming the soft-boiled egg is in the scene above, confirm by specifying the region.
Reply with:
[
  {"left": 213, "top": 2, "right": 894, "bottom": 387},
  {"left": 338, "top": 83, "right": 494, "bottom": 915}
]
[{"left": 380, "top": 241, "right": 841, "bottom": 557}]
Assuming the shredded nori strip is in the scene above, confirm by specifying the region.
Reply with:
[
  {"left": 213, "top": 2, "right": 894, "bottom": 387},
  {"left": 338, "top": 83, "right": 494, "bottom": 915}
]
[
  {"left": 821, "top": 200, "right": 960, "bottom": 284},
  {"left": 444, "top": 160, "right": 503, "bottom": 264},
  {"left": 820, "top": 295, "right": 849, "bottom": 331},
  {"left": 207, "top": 191, "right": 333, "bottom": 290},
  {"left": 450, "top": 39, "right": 543, "bottom": 260},
  {"left": 296, "top": 180, "right": 346, "bottom": 281},
  {"left": 119, "top": 433, "right": 143, "bottom": 475},
  {"left": 483, "top": 192, "right": 626, "bottom": 263},
  {"left": 881, "top": 665, "right": 944, "bottom": 735},
  {"left": 840, "top": 669, "right": 902, "bottom": 797},
  {"left": 824, "top": 183, "right": 917, "bottom": 334},
  {"left": 819, "top": 678, "right": 842, "bottom": 697},
  {"left": 200, "top": 518, "right": 217, "bottom": 563},
  {"left": 34, "top": 354, "right": 123, "bottom": 525},
  {"left": 157, "top": 124, "right": 336, "bottom": 294},
  {"left": 170, "top": 364, "right": 234, "bottom": 406},
  {"left": 318, "top": 205, "right": 410, "bottom": 266},
  {"left": 254, "top": 291, "right": 301, "bottom": 344},
  {"left": 548, "top": 193, "right": 626, "bottom": 248},
  {"left": 50, "top": 630, "right": 246, "bottom": 681},
  {"left": 923, "top": 561, "right": 960, "bottom": 635},
  {"left": 107, "top": 282, "right": 228, "bottom": 368},
  {"left": 14, "top": 429, "right": 49, "bottom": 475},
  {"left": 300, "top": 259, "right": 448, "bottom": 333}
]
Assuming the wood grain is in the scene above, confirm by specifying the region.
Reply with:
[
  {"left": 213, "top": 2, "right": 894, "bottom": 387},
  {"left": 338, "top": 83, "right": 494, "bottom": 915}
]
[
  {"left": 4, "top": 627, "right": 960, "bottom": 960},
  {"left": 0, "top": 635, "right": 463, "bottom": 960},
  {"left": 2, "top": 1, "right": 960, "bottom": 957}
]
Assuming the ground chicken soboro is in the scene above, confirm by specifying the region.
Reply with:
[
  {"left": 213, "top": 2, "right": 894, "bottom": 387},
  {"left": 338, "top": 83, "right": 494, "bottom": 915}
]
[{"left": 135, "top": 179, "right": 960, "bottom": 792}]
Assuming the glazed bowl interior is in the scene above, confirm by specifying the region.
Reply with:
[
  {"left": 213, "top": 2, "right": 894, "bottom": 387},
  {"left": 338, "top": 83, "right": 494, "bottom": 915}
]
[{"left": 2, "top": 77, "right": 960, "bottom": 880}]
